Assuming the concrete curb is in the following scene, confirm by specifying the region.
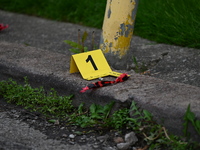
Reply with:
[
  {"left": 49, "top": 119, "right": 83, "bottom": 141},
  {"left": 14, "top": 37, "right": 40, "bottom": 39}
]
[{"left": 0, "top": 41, "right": 200, "bottom": 141}]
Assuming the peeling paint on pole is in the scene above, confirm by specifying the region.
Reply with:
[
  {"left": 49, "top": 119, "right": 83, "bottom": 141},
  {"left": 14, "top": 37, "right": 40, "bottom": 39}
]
[{"left": 100, "top": 0, "right": 139, "bottom": 69}]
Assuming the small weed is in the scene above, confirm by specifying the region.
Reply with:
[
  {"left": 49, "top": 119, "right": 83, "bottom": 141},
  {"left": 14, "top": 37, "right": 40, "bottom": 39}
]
[
  {"left": 69, "top": 101, "right": 115, "bottom": 128},
  {"left": 90, "top": 101, "right": 114, "bottom": 120},
  {"left": 132, "top": 56, "right": 148, "bottom": 74},
  {"left": 183, "top": 104, "right": 200, "bottom": 137},
  {"left": 64, "top": 30, "right": 88, "bottom": 53},
  {"left": 64, "top": 30, "right": 97, "bottom": 54},
  {"left": 109, "top": 108, "right": 129, "bottom": 129},
  {"left": 132, "top": 56, "right": 139, "bottom": 72},
  {"left": 64, "top": 40, "right": 88, "bottom": 53}
]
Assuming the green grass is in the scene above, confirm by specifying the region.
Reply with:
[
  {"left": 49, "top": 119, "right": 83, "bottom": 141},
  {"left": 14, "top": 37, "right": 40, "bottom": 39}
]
[
  {"left": 0, "top": 78, "right": 200, "bottom": 149},
  {"left": 0, "top": 0, "right": 107, "bottom": 28},
  {"left": 0, "top": 77, "right": 74, "bottom": 117},
  {"left": 135, "top": 0, "right": 200, "bottom": 48},
  {"left": 0, "top": 0, "right": 199, "bottom": 49}
]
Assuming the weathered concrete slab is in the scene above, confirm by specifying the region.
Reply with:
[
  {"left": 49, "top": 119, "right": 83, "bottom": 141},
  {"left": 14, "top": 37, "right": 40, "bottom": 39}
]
[
  {"left": 0, "top": 41, "right": 200, "bottom": 142},
  {"left": 1, "top": 10, "right": 200, "bottom": 87},
  {"left": 133, "top": 43, "right": 200, "bottom": 88}
]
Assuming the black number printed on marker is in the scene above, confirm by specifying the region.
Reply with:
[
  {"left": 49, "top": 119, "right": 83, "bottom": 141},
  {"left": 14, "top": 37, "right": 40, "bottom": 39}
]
[{"left": 86, "top": 55, "right": 98, "bottom": 70}]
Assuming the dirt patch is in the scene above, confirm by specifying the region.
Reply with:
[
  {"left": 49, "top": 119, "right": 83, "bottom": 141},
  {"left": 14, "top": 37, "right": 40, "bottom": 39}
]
[{"left": 0, "top": 97, "right": 146, "bottom": 150}]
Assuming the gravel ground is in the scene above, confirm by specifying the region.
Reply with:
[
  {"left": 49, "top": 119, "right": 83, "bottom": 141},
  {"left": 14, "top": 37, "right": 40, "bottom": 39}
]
[{"left": 0, "top": 98, "right": 145, "bottom": 150}]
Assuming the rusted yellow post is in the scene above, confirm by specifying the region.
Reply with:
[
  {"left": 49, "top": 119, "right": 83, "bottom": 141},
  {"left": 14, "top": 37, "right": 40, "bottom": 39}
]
[{"left": 100, "top": 0, "right": 139, "bottom": 70}]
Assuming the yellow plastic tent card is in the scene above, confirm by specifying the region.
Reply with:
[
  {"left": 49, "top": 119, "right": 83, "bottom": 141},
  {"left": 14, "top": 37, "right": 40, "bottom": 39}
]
[{"left": 70, "top": 49, "right": 122, "bottom": 80}]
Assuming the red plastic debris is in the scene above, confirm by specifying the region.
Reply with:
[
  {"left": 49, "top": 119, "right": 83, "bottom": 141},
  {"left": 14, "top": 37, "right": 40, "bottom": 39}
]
[
  {"left": 80, "top": 73, "right": 129, "bottom": 93},
  {"left": 0, "top": 24, "right": 9, "bottom": 31}
]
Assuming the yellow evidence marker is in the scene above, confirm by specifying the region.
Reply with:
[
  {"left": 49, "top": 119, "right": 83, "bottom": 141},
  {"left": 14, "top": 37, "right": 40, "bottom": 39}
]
[{"left": 70, "top": 49, "right": 122, "bottom": 80}]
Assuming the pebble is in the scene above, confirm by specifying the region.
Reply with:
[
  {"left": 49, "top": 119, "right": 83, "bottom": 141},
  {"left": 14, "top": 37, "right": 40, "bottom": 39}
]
[
  {"left": 117, "top": 142, "right": 130, "bottom": 150},
  {"left": 69, "top": 141, "right": 75, "bottom": 145},
  {"left": 114, "top": 131, "right": 120, "bottom": 136},
  {"left": 62, "top": 134, "right": 67, "bottom": 138},
  {"left": 113, "top": 137, "right": 124, "bottom": 143},
  {"left": 69, "top": 134, "right": 75, "bottom": 139},
  {"left": 60, "top": 127, "right": 65, "bottom": 130},
  {"left": 125, "top": 132, "right": 138, "bottom": 144},
  {"left": 116, "top": 132, "right": 138, "bottom": 150},
  {"left": 96, "top": 134, "right": 109, "bottom": 143},
  {"left": 79, "top": 135, "right": 87, "bottom": 143},
  {"left": 34, "top": 116, "right": 38, "bottom": 120},
  {"left": 54, "top": 120, "right": 59, "bottom": 125},
  {"left": 92, "top": 144, "right": 100, "bottom": 149}
]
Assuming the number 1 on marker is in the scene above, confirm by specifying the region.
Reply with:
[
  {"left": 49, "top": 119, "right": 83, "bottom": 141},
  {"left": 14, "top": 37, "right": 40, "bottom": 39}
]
[{"left": 86, "top": 55, "right": 98, "bottom": 70}]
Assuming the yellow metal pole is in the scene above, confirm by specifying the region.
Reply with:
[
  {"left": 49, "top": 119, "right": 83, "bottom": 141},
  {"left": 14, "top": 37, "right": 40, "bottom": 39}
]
[{"left": 100, "top": 0, "right": 139, "bottom": 70}]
